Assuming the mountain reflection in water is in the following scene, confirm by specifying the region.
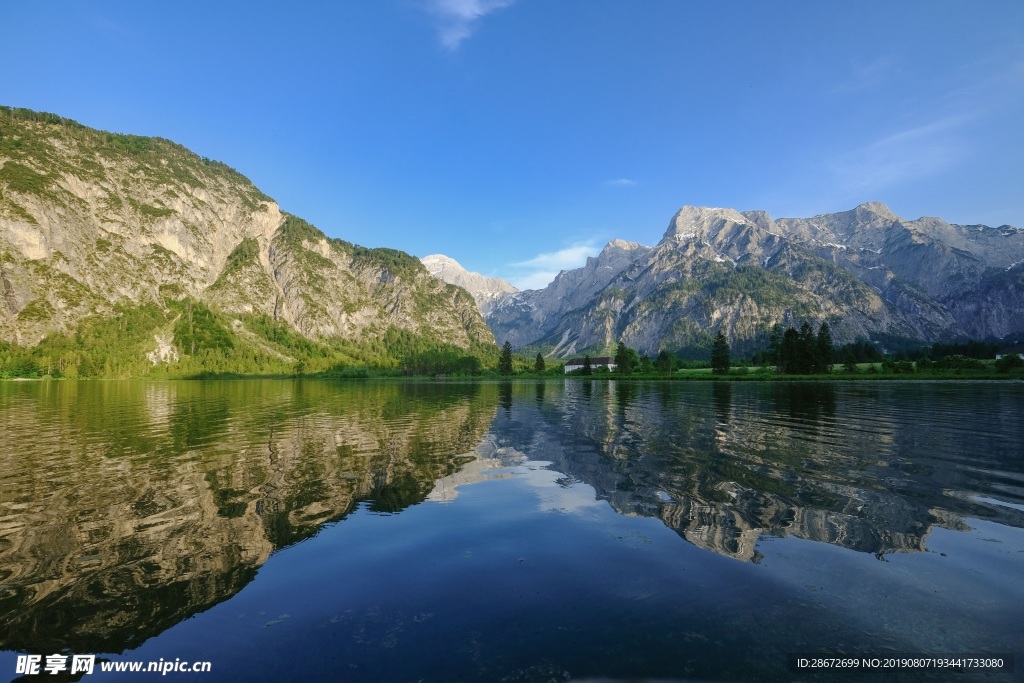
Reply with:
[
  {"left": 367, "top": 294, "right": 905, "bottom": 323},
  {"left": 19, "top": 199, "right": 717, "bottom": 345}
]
[
  {"left": 510, "top": 380, "right": 1023, "bottom": 562},
  {"left": 0, "top": 380, "right": 497, "bottom": 654},
  {"left": 0, "top": 378, "right": 1021, "bottom": 678}
]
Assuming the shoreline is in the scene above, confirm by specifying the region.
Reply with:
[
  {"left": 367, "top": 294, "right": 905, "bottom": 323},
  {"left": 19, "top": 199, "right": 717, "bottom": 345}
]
[{"left": 4, "top": 371, "right": 1023, "bottom": 383}]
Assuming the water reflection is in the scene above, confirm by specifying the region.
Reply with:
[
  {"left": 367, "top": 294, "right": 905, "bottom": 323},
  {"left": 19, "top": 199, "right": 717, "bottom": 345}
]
[
  {"left": 770, "top": 381, "right": 837, "bottom": 423},
  {"left": 0, "top": 380, "right": 497, "bottom": 654},
  {"left": 498, "top": 381, "right": 512, "bottom": 414},
  {"left": 492, "top": 381, "right": 1024, "bottom": 563},
  {"left": 1, "top": 378, "right": 1022, "bottom": 668},
  {"left": 712, "top": 380, "right": 731, "bottom": 425},
  {"left": 614, "top": 379, "right": 636, "bottom": 413}
]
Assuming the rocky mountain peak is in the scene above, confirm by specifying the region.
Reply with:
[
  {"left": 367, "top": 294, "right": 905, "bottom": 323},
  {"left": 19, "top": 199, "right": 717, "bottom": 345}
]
[
  {"left": 588, "top": 239, "right": 648, "bottom": 268},
  {"left": 853, "top": 201, "right": 900, "bottom": 223},
  {"left": 662, "top": 206, "right": 753, "bottom": 242},
  {"left": 0, "top": 108, "right": 495, "bottom": 357},
  {"left": 420, "top": 253, "right": 517, "bottom": 316},
  {"left": 485, "top": 201, "right": 1024, "bottom": 356},
  {"left": 419, "top": 253, "right": 460, "bottom": 272},
  {"left": 603, "top": 238, "right": 645, "bottom": 252},
  {"left": 740, "top": 210, "right": 776, "bottom": 232}
]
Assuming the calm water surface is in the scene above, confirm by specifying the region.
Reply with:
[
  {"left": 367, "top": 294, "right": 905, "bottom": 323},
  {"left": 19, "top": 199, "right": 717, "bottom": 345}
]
[{"left": 0, "top": 379, "right": 1022, "bottom": 682}]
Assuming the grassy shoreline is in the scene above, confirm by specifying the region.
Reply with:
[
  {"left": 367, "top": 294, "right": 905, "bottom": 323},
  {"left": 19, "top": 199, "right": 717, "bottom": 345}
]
[{"left": 5, "top": 366, "right": 1023, "bottom": 382}]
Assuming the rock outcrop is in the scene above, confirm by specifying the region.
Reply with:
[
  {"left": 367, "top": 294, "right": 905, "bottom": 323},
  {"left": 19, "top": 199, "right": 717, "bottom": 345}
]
[
  {"left": 481, "top": 204, "right": 1024, "bottom": 355},
  {"left": 0, "top": 108, "right": 493, "bottom": 356},
  {"left": 420, "top": 253, "right": 517, "bottom": 316}
]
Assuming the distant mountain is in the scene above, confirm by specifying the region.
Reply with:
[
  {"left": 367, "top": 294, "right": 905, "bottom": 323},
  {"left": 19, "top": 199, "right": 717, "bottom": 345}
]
[
  {"left": 485, "top": 239, "right": 652, "bottom": 348},
  {"left": 6, "top": 106, "right": 1020, "bottom": 372},
  {"left": 420, "top": 254, "right": 517, "bottom": 316},
  {"left": 768, "top": 202, "right": 1024, "bottom": 340},
  {"left": 0, "top": 107, "right": 493, "bottom": 374},
  {"left": 482, "top": 204, "right": 1024, "bottom": 356}
]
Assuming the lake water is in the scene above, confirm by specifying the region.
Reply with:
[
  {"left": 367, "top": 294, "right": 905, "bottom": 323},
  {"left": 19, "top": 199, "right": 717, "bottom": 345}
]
[{"left": 0, "top": 379, "right": 1021, "bottom": 682}]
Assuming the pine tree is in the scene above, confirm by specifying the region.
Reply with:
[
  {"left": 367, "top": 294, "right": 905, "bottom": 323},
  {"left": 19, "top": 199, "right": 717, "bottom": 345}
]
[
  {"left": 768, "top": 323, "right": 783, "bottom": 371},
  {"left": 499, "top": 341, "right": 513, "bottom": 376},
  {"left": 582, "top": 355, "right": 593, "bottom": 375},
  {"left": 639, "top": 355, "right": 653, "bottom": 374},
  {"left": 614, "top": 341, "right": 635, "bottom": 375},
  {"left": 798, "top": 321, "right": 816, "bottom": 374},
  {"left": 655, "top": 350, "right": 673, "bottom": 374},
  {"left": 816, "top": 322, "right": 834, "bottom": 373},
  {"left": 780, "top": 327, "right": 800, "bottom": 374},
  {"left": 711, "top": 331, "right": 731, "bottom": 375},
  {"left": 534, "top": 352, "right": 545, "bottom": 374}
]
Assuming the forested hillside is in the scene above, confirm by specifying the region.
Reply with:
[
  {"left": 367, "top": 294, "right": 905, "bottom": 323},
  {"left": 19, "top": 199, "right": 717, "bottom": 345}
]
[{"left": 0, "top": 107, "right": 495, "bottom": 377}]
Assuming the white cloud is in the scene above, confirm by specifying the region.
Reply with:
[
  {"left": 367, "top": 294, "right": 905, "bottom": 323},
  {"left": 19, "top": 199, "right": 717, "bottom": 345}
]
[
  {"left": 425, "top": 0, "right": 515, "bottom": 50},
  {"left": 513, "top": 243, "right": 600, "bottom": 270},
  {"left": 831, "top": 115, "right": 970, "bottom": 193},
  {"left": 513, "top": 270, "right": 561, "bottom": 290},
  {"left": 506, "top": 241, "right": 602, "bottom": 290},
  {"left": 606, "top": 178, "right": 638, "bottom": 187}
]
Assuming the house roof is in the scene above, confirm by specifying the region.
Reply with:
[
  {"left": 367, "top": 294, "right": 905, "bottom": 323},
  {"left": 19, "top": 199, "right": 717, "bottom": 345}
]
[
  {"left": 998, "top": 342, "right": 1024, "bottom": 354},
  {"left": 565, "top": 357, "right": 615, "bottom": 365}
]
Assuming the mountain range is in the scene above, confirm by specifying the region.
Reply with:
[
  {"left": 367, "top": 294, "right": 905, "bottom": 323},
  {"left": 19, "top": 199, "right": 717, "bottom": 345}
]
[
  {"left": 0, "top": 107, "right": 492, "bottom": 375},
  {"left": 425, "top": 204, "right": 1024, "bottom": 357},
  {"left": 419, "top": 253, "right": 517, "bottom": 316},
  {"left": 3, "top": 105, "right": 1022, "bottom": 373}
]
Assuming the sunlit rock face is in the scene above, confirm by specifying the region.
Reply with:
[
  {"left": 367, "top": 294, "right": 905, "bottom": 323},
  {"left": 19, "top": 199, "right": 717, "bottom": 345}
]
[
  {"left": 485, "top": 239, "right": 652, "bottom": 351},
  {"left": 483, "top": 204, "right": 1024, "bottom": 356},
  {"left": 0, "top": 110, "right": 493, "bottom": 350},
  {"left": 420, "top": 254, "right": 517, "bottom": 317}
]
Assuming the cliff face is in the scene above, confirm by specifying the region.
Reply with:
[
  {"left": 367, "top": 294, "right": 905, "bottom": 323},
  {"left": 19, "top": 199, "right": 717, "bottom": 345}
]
[
  {"left": 0, "top": 108, "right": 493, "bottom": 354},
  {"left": 419, "top": 254, "right": 517, "bottom": 316},
  {"left": 770, "top": 203, "right": 1024, "bottom": 339},
  {"left": 482, "top": 204, "right": 1024, "bottom": 355},
  {"left": 486, "top": 239, "right": 652, "bottom": 350},
  {"left": 6, "top": 106, "right": 1019, "bottom": 361}
]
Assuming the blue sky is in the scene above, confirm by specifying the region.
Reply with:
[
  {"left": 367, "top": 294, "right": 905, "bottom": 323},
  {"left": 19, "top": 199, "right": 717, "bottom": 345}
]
[{"left": 4, "top": 1, "right": 1023, "bottom": 289}]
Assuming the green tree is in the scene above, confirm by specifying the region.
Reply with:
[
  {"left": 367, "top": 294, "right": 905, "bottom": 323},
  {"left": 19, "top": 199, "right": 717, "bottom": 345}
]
[
  {"left": 798, "top": 321, "right": 816, "bottom": 374},
  {"left": 534, "top": 352, "right": 546, "bottom": 373},
  {"left": 711, "top": 330, "right": 730, "bottom": 375},
  {"left": 655, "top": 350, "right": 673, "bottom": 374},
  {"left": 816, "top": 321, "right": 834, "bottom": 373},
  {"left": 768, "top": 323, "right": 783, "bottom": 371},
  {"left": 639, "top": 354, "right": 654, "bottom": 374},
  {"left": 499, "top": 341, "right": 514, "bottom": 376},
  {"left": 581, "top": 355, "right": 593, "bottom": 376},
  {"left": 614, "top": 341, "right": 638, "bottom": 375},
  {"left": 995, "top": 354, "right": 1024, "bottom": 373},
  {"left": 842, "top": 350, "right": 858, "bottom": 374},
  {"left": 780, "top": 327, "right": 800, "bottom": 374}
]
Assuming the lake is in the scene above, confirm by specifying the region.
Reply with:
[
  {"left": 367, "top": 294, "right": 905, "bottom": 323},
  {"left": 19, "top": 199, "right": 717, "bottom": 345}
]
[{"left": 0, "top": 379, "right": 1021, "bottom": 682}]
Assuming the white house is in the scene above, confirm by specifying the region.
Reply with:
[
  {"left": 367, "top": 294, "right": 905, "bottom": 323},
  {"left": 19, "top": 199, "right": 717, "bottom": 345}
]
[
  {"left": 995, "top": 342, "right": 1024, "bottom": 360},
  {"left": 564, "top": 356, "right": 617, "bottom": 373}
]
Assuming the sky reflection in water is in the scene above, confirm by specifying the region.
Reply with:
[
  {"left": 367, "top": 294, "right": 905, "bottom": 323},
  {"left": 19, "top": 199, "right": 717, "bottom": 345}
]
[{"left": 0, "top": 379, "right": 1021, "bottom": 681}]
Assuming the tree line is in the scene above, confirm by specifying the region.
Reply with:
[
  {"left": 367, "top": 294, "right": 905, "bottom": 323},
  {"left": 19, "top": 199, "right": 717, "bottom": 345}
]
[
  {"left": 704, "top": 322, "right": 832, "bottom": 376},
  {"left": 768, "top": 322, "right": 834, "bottom": 374},
  {"left": 3, "top": 299, "right": 1020, "bottom": 380}
]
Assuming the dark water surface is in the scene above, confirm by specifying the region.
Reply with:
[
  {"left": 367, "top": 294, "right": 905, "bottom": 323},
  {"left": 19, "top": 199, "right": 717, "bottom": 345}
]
[{"left": 0, "top": 379, "right": 1021, "bottom": 682}]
